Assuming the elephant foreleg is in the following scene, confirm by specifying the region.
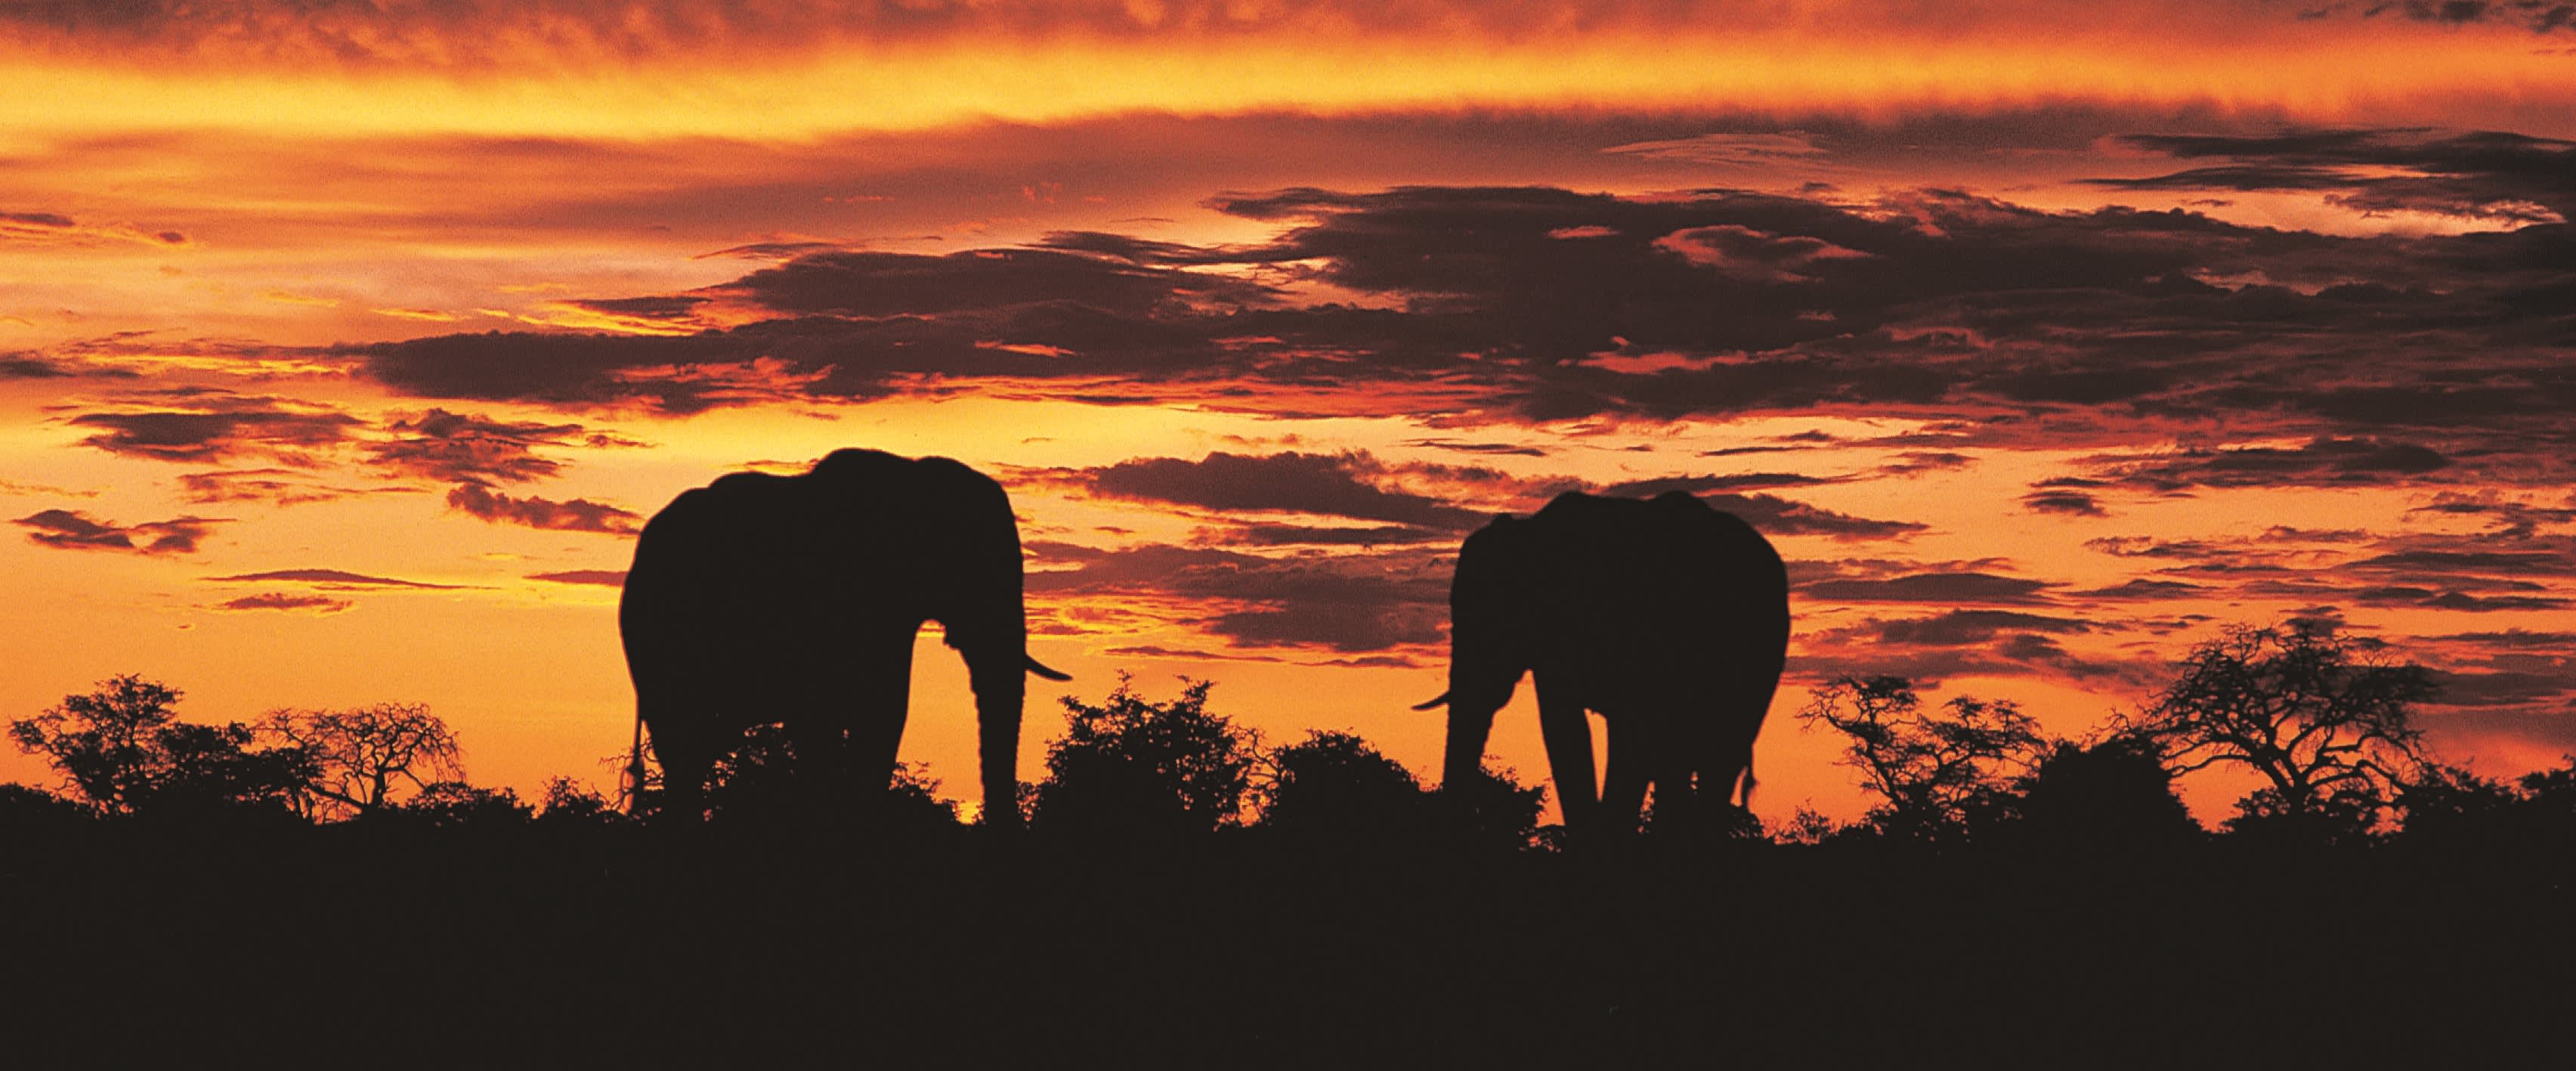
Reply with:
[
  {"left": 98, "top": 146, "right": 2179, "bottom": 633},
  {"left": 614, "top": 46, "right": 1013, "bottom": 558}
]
[
  {"left": 1600, "top": 717, "right": 1650, "bottom": 837},
  {"left": 1532, "top": 671, "right": 1598, "bottom": 834},
  {"left": 850, "top": 628, "right": 918, "bottom": 823}
]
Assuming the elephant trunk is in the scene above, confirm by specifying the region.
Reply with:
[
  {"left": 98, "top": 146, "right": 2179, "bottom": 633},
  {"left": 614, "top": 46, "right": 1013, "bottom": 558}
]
[{"left": 964, "top": 642, "right": 1030, "bottom": 830}]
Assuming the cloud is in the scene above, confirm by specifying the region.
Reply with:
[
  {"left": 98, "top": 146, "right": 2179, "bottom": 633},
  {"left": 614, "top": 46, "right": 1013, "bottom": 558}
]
[
  {"left": 1868, "top": 609, "right": 2096, "bottom": 646},
  {"left": 2, "top": 354, "right": 81, "bottom": 378},
  {"left": 1025, "top": 540, "right": 1449, "bottom": 653},
  {"left": 1070, "top": 451, "right": 1486, "bottom": 531},
  {"left": 1653, "top": 224, "right": 1873, "bottom": 283},
  {"left": 66, "top": 399, "right": 360, "bottom": 463},
  {"left": 13, "top": 509, "right": 221, "bottom": 554},
  {"left": 339, "top": 174, "right": 2573, "bottom": 525},
  {"left": 527, "top": 569, "right": 629, "bottom": 587},
  {"left": 368, "top": 408, "right": 608, "bottom": 484},
  {"left": 2021, "top": 486, "right": 2108, "bottom": 515},
  {"left": 214, "top": 593, "right": 351, "bottom": 613},
  {"left": 2087, "top": 436, "right": 2455, "bottom": 492},
  {"left": 1799, "top": 571, "right": 2056, "bottom": 605},
  {"left": 0, "top": 209, "right": 187, "bottom": 247},
  {"left": 1690, "top": 492, "right": 1925, "bottom": 541},
  {"left": 445, "top": 483, "right": 641, "bottom": 534},
  {"left": 206, "top": 568, "right": 463, "bottom": 590},
  {"left": 177, "top": 468, "right": 390, "bottom": 506},
  {"left": 2093, "top": 127, "right": 2576, "bottom": 221}
]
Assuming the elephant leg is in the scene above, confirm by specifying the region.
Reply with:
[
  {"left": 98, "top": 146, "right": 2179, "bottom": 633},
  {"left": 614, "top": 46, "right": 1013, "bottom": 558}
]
[
  {"left": 1600, "top": 717, "right": 1650, "bottom": 837},
  {"left": 1652, "top": 750, "right": 1703, "bottom": 840},
  {"left": 1532, "top": 671, "right": 1598, "bottom": 835},
  {"left": 851, "top": 628, "right": 919, "bottom": 823},
  {"left": 641, "top": 695, "right": 715, "bottom": 825}
]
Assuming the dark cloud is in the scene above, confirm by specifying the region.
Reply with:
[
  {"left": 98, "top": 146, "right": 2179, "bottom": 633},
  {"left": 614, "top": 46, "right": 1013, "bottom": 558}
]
[
  {"left": 215, "top": 593, "right": 351, "bottom": 613},
  {"left": 369, "top": 408, "right": 601, "bottom": 484},
  {"left": 2, "top": 354, "right": 79, "bottom": 378},
  {"left": 1869, "top": 609, "right": 2095, "bottom": 646},
  {"left": 13, "top": 509, "right": 221, "bottom": 554},
  {"left": 1073, "top": 452, "right": 1484, "bottom": 531},
  {"left": 527, "top": 569, "right": 629, "bottom": 587},
  {"left": 178, "top": 468, "right": 390, "bottom": 506},
  {"left": 343, "top": 173, "right": 2574, "bottom": 509},
  {"left": 1025, "top": 541, "right": 1448, "bottom": 653},
  {"left": 1098, "top": 644, "right": 1286, "bottom": 664},
  {"left": 1692, "top": 492, "right": 1925, "bottom": 541},
  {"left": 1799, "top": 571, "right": 2055, "bottom": 605},
  {"left": 1594, "top": 472, "right": 1841, "bottom": 496},
  {"left": 2095, "top": 127, "right": 2576, "bottom": 221},
  {"left": 445, "top": 483, "right": 641, "bottom": 534},
  {"left": 67, "top": 404, "right": 360, "bottom": 463},
  {"left": 2021, "top": 488, "right": 2107, "bottom": 516},
  {"left": 2089, "top": 436, "right": 2455, "bottom": 493},
  {"left": 2076, "top": 578, "right": 2212, "bottom": 600},
  {"left": 206, "top": 568, "right": 463, "bottom": 590},
  {"left": 2349, "top": 2, "right": 2576, "bottom": 36},
  {"left": 2407, "top": 493, "right": 2576, "bottom": 537},
  {"left": 1400, "top": 438, "right": 1548, "bottom": 457},
  {"left": 1226, "top": 523, "right": 1457, "bottom": 547}
]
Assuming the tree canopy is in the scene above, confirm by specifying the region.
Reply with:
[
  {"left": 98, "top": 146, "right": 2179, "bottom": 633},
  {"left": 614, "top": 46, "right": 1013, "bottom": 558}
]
[{"left": 2120, "top": 622, "right": 2436, "bottom": 834}]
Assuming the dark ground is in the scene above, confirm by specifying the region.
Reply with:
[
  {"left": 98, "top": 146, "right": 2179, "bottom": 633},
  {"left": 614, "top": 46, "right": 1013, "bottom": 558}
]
[{"left": 5, "top": 825, "right": 2569, "bottom": 1068}]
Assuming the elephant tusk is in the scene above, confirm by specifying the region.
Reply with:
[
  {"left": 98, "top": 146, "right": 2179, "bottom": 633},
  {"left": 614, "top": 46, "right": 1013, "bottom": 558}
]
[
  {"left": 1023, "top": 654, "right": 1072, "bottom": 681},
  {"left": 1411, "top": 690, "right": 1451, "bottom": 711}
]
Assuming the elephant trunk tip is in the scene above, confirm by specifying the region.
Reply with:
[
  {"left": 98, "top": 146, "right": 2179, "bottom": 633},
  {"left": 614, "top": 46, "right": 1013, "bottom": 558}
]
[
  {"left": 1024, "top": 654, "right": 1072, "bottom": 682},
  {"left": 1411, "top": 690, "right": 1451, "bottom": 712}
]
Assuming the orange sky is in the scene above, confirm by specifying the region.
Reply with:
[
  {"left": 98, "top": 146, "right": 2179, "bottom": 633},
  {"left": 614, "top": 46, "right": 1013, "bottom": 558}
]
[{"left": 6, "top": 1, "right": 2573, "bottom": 825}]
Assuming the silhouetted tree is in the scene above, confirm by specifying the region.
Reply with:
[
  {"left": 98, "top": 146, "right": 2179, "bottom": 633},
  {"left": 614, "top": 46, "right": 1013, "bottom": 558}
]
[
  {"left": 2120, "top": 622, "right": 2435, "bottom": 834},
  {"left": 1254, "top": 729, "right": 1435, "bottom": 840},
  {"left": 885, "top": 762, "right": 962, "bottom": 830},
  {"left": 0, "top": 782, "right": 90, "bottom": 837},
  {"left": 536, "top": 776, "right": 627, "bottom": 827},
  {"left": 386, "top": 781, "right": 533, "bottom": 828},
  {"left": 675, "top": 723, "right": 958, "bottom": 828},
  {"left": 2396, "top": 757, "right": 2576, "bottom": 855},
  {"left": 258, "top": 701, "right": 464, "bottom": 819},
  {"left": 10, "top": 674, "right": 314, "bottom": 818},
  {"left": 1989, "top": 735, "right": 2200, "bottom": 851},
  {"left": 700, "top": 721, "right": 799, "bottom": 822},
  {"left": 1435, "top": 763, "right": 1551, "bottom": 852},
  {"left": 1028, "top": 676, "right": 1257, "bottom": 837},
  {"left": 1800, "top": 675, "right": 2046, "bottom": 843}
]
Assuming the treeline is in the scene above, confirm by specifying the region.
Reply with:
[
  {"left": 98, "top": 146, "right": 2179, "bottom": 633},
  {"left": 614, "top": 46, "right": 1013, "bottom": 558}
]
[{"left": 8, "top": 621, "right": 2574, "bottom": 858}]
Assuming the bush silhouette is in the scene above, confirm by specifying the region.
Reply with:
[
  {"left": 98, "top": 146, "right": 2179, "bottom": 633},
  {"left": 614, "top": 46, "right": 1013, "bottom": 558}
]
[
  {"left": 1990, "top": 735, "right": 2200, "bottom": 852},
  {"left": 1029, "top": 676, "right": 1257, "bottom": 838},
  {"left": 1255, "top": 729, "right": 1436, "bottom": 841}
]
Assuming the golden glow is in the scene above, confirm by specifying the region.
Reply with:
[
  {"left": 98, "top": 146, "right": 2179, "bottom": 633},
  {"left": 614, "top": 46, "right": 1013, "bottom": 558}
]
[{"left": 7, "top": 26, "right": 2570, "bottom": 141}]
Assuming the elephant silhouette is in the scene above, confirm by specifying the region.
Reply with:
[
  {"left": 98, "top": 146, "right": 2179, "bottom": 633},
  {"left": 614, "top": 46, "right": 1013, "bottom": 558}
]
[
  {"left": 1416, "top": 491, "right": 1789, "bottom": 837},
  {"left": 618, "top": 448, "right": 1068, "bottom": 825}
]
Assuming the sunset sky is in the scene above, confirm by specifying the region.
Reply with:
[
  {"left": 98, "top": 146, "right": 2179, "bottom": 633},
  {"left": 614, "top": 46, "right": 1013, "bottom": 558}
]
[{"left": 6, "top": 0, "right": 2572, "bottom": 824}]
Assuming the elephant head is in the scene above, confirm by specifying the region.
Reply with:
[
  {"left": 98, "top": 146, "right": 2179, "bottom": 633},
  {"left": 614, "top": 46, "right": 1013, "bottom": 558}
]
[
  {"left": 1415, "top": 491, "right": 1789, "bottom": 839},
  {"left": 618, "top": 448, "right": 1067, "bottom": 827},
  {"left": 1413, "top": 515, "right": 1545, "bottom": 797}
]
